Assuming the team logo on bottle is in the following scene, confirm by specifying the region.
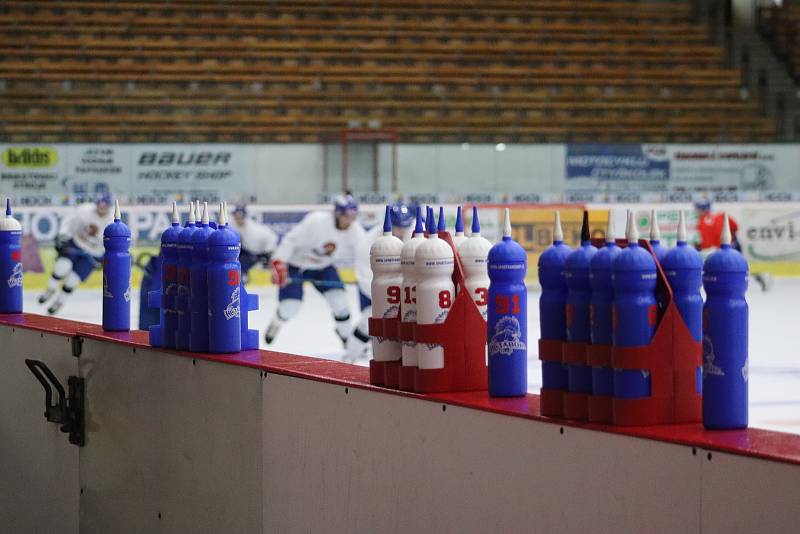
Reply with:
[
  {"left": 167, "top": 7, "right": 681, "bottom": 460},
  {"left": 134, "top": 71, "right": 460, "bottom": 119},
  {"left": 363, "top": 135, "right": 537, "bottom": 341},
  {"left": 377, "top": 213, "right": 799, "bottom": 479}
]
[
  {"left": 224, "top": 285, "right": 241, "bottom": 320},
  {"left": 7, "top": 263, "right": 22, "bottom": 288},
  {"left": 488, "top": 316, "right": 526, "bottom": 356},
  {"left": 103, "top": 274, "right": 113, "bottom": 298},
  {"left": 702, "top": 336, "right": 725, "bottom": 378}
]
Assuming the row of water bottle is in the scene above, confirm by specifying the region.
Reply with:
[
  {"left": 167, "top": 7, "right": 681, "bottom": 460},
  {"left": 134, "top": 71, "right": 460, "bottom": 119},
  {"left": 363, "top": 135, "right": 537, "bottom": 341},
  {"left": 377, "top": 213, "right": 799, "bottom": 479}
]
[
  {"left": 370, "top": 204, "right": 530, "bottom": 398},
  {"left": 539, "top": 209, "right": 748, "bottom": 429},
  {"left": 369, "top": 205, "right": 493, "bottom": 370},
  {"left": 149, "top": 201, "right": 252, "bottom": 353}
]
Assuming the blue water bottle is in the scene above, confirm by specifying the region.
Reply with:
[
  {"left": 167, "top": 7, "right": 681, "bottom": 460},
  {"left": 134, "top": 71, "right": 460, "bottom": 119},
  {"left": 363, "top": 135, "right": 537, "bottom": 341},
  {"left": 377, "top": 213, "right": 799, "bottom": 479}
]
[
  {"left": 487, "top": 208, "right": 528, "bottom": 397},
  {"left": 649, "top": 209, "right": 668, "bottom": 262},
  {"left": 149, "top": 202, "right": 182, "bottom": 348},
  {"left": 218, "top": 201, "right": 259, "bottom": 350},
  {"left": 589, "top": 212, "right": 621, "bottom": 398},
  {"left": 175, "top": 202, "right": 198, "bottom": 350},
  {"left": 190, "top": 202, "right": 215, "bottom": 352},
  {"left": 662, "top": 211, "right": 704, "bottom": 394},
  {"left": 702, "top": 213, "right": 748, "bottom": 429},
  {"left": 564, "top": 211, "right": 597, "bottom": 413},
  {"left": 538, "top": 212, "right": 572, "bottom": 414},
  {"left": 0, "top": 198, "right": 23, "bottom": 313},
  {"left": 613, "top": 210, "right": 658, "bottom": 398},
  {"left": 102, "top": 200, "right": 131, "bottom": 331},
  {"left": 207, "top": 205, "right": 242, "bottom": 353}
]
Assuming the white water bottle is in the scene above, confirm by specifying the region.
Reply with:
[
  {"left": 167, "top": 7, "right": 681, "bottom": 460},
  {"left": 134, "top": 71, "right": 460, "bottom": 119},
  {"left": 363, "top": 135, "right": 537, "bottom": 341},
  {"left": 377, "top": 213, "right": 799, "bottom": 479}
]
[
  {"left": 400, "top": 207, "right": 427, "bottom": 367},
  {"left": 370, "top": 206, "right": 404, "bottom": 363},
  {"left": 457, "top": 206, "right": 492, "bottom": 320},
  {"left": 416, "top": 207, "right": 456, "bottom": 369}
]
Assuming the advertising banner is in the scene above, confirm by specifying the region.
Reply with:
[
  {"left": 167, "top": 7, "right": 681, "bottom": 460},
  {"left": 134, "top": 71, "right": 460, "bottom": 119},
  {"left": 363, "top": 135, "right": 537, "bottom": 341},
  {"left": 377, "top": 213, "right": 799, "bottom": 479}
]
[
  {"left": 738, "top": 207, "right": 800, "bottom": 266},
  {"left": 566, "top": 144, "right": 800, "bottom": 193},
  {"left": 566, "top": 144, "right": 670, "bottom": 188}
]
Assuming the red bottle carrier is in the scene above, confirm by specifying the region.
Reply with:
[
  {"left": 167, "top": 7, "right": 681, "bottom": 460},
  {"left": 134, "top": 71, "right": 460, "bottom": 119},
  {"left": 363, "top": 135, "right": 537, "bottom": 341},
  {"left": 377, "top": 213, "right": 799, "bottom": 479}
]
[
  {"left": 611, "top": 240, "right": 702, "bottom": 425},
  {"left": 540, "top": 238, "right": 701, "bottom": 426},
  {"left": 562, "top": 341, "right": 590, "bottom": 420},
  {"left": 537, "top": 338, "right": 564, "bottom": 417},
  {"left": 586, "top": 343, "right": 613, "bottom": 423},
  {"left": 367, "top": 316, "right": 400, "bottom": 387},
  {"left": 398, "top": 321, "right": 416, "bottom": 391},
  {"left": 369, "top": 232, "right": 488, "bottom": 393}
]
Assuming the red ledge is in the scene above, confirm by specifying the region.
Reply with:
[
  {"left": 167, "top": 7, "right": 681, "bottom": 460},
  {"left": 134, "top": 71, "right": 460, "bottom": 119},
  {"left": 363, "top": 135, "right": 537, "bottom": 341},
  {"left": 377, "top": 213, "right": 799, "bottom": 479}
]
[{"left": 3, "top": 313, "right": 800, "bottom": 467}]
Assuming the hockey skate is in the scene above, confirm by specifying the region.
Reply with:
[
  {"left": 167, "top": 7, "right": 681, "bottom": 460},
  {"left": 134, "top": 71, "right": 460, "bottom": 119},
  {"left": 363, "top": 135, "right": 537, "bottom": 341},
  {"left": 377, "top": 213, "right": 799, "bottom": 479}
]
[
  {"left": 264, "top": 320, "right": 281, "bottom": 344},
  {"left": 47, "top": 299, "right": 64, "bottom": 315},
  {"left": 37, "top": 288, "right": 56, "bottom": 304}
]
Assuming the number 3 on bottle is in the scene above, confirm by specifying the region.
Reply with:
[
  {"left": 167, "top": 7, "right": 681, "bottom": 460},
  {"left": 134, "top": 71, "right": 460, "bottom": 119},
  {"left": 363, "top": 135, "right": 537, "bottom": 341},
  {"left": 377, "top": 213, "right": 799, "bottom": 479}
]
[{"left": 474, "top": 288, "right": 488, "bottom": 306}]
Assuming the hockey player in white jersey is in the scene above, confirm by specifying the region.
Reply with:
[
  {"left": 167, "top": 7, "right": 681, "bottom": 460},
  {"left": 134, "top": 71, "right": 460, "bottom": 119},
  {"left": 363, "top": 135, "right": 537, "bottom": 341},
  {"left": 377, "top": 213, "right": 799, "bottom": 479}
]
[
  {"left": 345, "top": 201, "right": 416, "bottom": 362},
  {"left": 265, "top": 194, "right": 366, "bottom": 345},
  {"left": 38, "top": 193, "right": 114, "bottom": 314},
  {"left": 230, "top": 204, "right": 278, "bottom": 285}
]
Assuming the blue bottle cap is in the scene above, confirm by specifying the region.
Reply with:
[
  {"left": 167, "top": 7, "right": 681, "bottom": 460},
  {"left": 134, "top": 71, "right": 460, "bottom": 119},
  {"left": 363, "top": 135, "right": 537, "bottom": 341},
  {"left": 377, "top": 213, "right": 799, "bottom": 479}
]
[
  {"left": 564, "top": 210, "right": 597, "bottom": 273},
  {"left": 425, "top": 206, "right": 435, "bottom": 234},
  {"left": 614, "top": 210, "right": 655, "bottom": 272},
  {"left": 413, "top": 206, "right": 424, "bottom": 236},
  {"left": 471, "top": 205, "right": 481, "bottom": 235},
  {"left": 383, "top": 205, "right": 392, "bottom": 234},
  {"left": 104, "top": 200, "right": 131, "bottom": 239},
  {"left": 455, "top": 206, "right": 464, "bottom": 234},
  {"left": 538, "top": 211, "right": 572, "bottom": 269},
  {"left": 704, "top": 213, "right": 748, "bottom": 274},
  {"left": 0, "top": 197, "right": 22, "bottom": 233},
  {"left": 662, "top": 211, "right": 702, "bottom": 271},
  {"left": 489, "top": 208, "right": 527, "bottom": 264},
  {"left": 192, "top": 202, "right": 216, "bottom": 248},
  {"left": 208, "top": 205, "right": 241, "bottom": 249},
  {"left": 437, "top": 206, "right": 446, "bottom": 232},
  {"left": 649, "top": 209, "right": 661, "bottom": 244},
  {"left": 160, "top": 201, "right": 183, "bottom": 244}
]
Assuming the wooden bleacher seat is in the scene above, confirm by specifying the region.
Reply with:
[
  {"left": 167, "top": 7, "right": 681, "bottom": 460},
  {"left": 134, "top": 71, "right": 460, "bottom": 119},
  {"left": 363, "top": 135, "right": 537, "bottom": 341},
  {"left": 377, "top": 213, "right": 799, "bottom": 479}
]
[{"left": 0, "top": 0, "right": 775, "bottom": 142}]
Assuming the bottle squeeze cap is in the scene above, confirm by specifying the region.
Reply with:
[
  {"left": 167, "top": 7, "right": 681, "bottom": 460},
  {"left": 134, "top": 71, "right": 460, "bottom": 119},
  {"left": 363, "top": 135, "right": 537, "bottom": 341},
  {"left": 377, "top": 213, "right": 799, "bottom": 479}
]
[
  {"left": 650, "top": 209, "right": 661, "bottom": 241},
  {"left": 471, "top": 205, "right": 481, "bottom": 235}
]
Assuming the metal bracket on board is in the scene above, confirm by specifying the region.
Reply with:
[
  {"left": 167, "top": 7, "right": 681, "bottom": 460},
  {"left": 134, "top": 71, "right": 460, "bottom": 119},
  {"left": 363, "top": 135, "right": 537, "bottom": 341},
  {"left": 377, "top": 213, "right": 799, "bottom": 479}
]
[
  {"left": 24, "top": 359, "right": 85, "bottom": 447},
  {"left": 71, "top": 336, "right": 83, "bottom": 358}
]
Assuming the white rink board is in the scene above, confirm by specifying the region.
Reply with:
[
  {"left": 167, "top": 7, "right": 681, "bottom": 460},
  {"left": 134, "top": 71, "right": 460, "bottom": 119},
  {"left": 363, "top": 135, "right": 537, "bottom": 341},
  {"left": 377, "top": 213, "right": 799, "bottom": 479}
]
[
  {"left": 0, "top": 326, "right": 79, "bottom": 534},
  {"left": 1, "top": 322, "right": 799, "bottom": 533}
]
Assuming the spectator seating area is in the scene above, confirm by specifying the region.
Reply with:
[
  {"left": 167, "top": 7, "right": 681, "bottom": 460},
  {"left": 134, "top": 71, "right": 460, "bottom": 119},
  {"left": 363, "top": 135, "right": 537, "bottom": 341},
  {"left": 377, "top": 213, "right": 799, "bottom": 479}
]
[
  {"left": 0, "top": 0, "right": 776, "bottom": 142},
  {"left": 758, "top": 1, "right": 800, "bottom": 82}
]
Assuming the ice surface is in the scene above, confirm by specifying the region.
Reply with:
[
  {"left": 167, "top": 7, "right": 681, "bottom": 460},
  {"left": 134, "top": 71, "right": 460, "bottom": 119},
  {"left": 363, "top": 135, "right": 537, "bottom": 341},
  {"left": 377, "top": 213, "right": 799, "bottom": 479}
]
[{"left": 23, "top": 278, "right": 800, "bottom": 435}]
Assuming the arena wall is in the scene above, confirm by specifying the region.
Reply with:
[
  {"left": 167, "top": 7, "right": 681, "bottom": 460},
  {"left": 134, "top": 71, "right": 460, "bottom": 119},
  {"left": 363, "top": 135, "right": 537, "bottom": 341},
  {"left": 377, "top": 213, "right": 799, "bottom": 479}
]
[
  {"left": 1, "top": 316, "right": 799, "bottom": 533},
  {"left": 2, "top": 143, "right": 800, "bottom": 206}
]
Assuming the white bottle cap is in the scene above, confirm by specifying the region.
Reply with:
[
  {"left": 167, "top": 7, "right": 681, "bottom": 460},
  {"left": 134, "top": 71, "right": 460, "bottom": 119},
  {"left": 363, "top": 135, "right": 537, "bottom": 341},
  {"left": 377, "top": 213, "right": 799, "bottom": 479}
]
[
  {"left": 503, "top": 208, "right": 512, "bottom": 239},
  {"left": 114, "top": 199, "right": 121, "bottom": 221},
  {"left": 171, "top": 201, "right": 179, "bottom": 224},
  {"left": 606, "top": 210, "right": 614, "bottom": 243},
  {"left": 626, "top": 209, "right": 638, "bottom": 242},
  {"left": 650, "top": 209, "right": 661, "bottom": 241},
  {"left": 202, "top": 202, "right": 209, "bottom": 225},
  {"left": 188, "top": 201, "right": 195, "bottom": 223},
  {"left": 219, "top": 202, "right": 228, "bottom": 227},
  {"left": 553, "top": 211, "right": 563, "bottom": 243},
  {"left": 677, "top": 210, "right": 687, "bottom": 243}
]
